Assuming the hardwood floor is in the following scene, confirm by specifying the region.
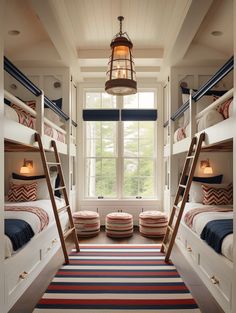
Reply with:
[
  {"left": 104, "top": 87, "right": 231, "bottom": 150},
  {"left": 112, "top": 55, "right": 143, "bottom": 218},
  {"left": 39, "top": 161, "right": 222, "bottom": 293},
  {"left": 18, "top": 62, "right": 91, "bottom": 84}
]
[{"left": 9, "top": 227, "right": 224, "bottom": 313}]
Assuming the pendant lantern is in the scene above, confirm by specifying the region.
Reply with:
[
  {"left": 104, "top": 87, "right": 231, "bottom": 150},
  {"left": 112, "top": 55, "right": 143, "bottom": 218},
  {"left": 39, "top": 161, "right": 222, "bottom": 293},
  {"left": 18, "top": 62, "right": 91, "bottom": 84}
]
[{"left": 105, "top": 16, "right": 137, "bottom": 96}]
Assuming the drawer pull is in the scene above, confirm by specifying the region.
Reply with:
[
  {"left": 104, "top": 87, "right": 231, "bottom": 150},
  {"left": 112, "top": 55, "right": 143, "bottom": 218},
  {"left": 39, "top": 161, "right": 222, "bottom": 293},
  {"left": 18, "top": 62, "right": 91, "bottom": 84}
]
[
  {"left": 19, "top": 271, "right": 28, "bottom": 279},
  {"left": 210, "top": 276, "right": 219, "bottom": 285},
  {"left": 52, "top": 239, "right": 57, "bottom": 244},
  {"left": 187, "top": 247, "right": 192, "bottom": 252}
]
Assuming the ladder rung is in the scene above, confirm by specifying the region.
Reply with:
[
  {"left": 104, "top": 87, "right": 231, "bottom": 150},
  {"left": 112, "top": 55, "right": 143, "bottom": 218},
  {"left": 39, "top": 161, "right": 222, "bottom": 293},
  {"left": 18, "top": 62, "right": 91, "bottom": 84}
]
[
  {"left": 64, "top": 227, "right": 76, "bottom": 239},
  {"left": 167, "top": 225, "right": 173, "bottom": 233},
  {"left": 186, "top": 155, "right": 194, "bottom": 159},
  {"left": 58, "top": 205, "right": 70, "bottom": 214},
  {"left": 179, "top": 184, "right": 186, "bottom": 188},
  {"left": 47, "top": 162, "right": 60, "bottom": 165},
  {"left": 54, "top": 186, "right": 66, "bottom": 191},
  {"left": 162, "top": 242, "right": 168, "bottom": 251}
]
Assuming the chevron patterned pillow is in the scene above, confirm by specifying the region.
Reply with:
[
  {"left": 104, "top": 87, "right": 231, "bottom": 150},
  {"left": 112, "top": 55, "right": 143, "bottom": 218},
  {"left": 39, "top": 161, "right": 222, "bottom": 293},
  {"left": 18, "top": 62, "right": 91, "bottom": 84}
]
[
  {"left": 202, "top": 183, "right": 233, "bottom": 205},
  {"left": 8, "top": 182, "right": 37, "bottom": 202}
]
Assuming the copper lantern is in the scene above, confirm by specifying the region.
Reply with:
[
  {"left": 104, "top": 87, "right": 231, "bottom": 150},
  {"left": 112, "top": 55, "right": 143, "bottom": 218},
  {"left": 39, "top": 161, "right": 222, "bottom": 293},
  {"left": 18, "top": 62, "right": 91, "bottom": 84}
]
[{"left": 105, "top": 16, "right": 137, "bottom": 96}]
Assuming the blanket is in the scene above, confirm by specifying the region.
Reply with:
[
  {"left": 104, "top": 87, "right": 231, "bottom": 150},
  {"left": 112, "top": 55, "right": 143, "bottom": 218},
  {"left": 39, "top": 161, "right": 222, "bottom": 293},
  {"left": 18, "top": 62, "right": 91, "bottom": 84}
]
[
  {"left": 5, "top": 206, "right": 49, "bottom": 231},
  {"left": 184, "top": 206, "right": 233, "bottom": 229},
  {"left": 200, "top": 219, "right": 233, "bottom": 253},
  {"left": 5, "top": 219, "right": 34, "bottom": 251}
]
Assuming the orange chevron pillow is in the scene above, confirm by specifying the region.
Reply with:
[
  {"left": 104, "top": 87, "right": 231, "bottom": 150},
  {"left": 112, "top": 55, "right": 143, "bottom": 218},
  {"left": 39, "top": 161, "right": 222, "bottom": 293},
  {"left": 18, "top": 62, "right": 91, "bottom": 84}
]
[
  {"left": 8, "top": 182, "right": 37, "bottom": 202},
  {"left": 202, "top": 183, "right": 233, "bottom": 205}
]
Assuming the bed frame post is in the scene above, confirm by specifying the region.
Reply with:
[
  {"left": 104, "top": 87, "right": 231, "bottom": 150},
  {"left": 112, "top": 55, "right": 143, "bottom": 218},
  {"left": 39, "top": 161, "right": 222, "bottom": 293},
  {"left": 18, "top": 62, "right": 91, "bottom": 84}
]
[
  {"left": 189, "top": 89, "right": 196, "bottom": 138},
  {"left": 35, "top": 90, "right": 44, "bottom": 137}
]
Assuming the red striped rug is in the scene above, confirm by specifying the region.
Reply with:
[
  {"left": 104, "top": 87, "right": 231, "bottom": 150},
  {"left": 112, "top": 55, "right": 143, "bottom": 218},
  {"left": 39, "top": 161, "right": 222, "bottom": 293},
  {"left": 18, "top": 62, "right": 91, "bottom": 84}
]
[{"left": 33, "top": 244, "right": 201, "bottom": 312}]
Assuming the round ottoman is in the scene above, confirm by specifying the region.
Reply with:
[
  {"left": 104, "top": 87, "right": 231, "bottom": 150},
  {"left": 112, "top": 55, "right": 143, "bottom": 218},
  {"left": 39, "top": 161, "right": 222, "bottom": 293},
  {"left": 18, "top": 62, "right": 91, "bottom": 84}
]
[
  {"left": 73, "top": 210, "right": 100, "bottom": 237},
  {"left": 139, "top": 211, "right": 168, "bottom": 237},
  {"left": 105, "top": 212, "right": 133, "bottom": 238}
]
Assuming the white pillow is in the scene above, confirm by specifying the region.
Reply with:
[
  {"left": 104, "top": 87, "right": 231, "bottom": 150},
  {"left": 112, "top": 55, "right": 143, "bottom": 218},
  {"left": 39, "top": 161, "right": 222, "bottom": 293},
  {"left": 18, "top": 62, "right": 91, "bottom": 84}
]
[
  {"left": 196, "top": 95, "right": 215, "bottom": 113},
  {"left": 189, "top": 181, "right": 228, "bottom": 203},
  {"left": 182, "top": 94, "right": 215, "bottom": 125},
  {"left": 197, "top": 109, "right": 224, "bottom": 132},
  {"left": 44, "top": 108, "right": 64, "bottom": 127},
  {"left": 11, "top": 175, "right": 56, "bottom": 200}
]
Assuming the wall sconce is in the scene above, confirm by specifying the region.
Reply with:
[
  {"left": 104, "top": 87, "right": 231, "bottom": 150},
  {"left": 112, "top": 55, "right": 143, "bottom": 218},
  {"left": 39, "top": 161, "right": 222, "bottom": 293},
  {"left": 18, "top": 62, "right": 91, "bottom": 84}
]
[
  {"left": 20, "top": 159, "right": 33, "bottom": 174},
  {"left": 200, "top": 159, "right": 213, "bottom": 174}
]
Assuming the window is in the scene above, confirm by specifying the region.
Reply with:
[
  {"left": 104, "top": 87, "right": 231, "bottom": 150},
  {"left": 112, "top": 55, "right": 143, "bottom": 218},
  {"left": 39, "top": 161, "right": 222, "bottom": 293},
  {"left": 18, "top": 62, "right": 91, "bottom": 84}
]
[
  {"left": 123, "top": 121, "right": 155, "bottom": 197},
  {"left": 85, "top": 121, "right": 117, "bottom": 198},
  {"left": 83, "top": 90, "right": 157, "bottom": 199}
]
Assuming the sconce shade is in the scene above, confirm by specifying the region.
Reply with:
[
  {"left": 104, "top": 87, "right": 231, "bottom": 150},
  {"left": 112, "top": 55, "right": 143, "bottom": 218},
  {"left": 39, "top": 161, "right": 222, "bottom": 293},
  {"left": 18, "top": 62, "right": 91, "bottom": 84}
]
[
  {"left": 105, "top": 17, "right": 137, "bottom": 96},
  {"left": 201, "top": 158, "right": 213, "bottom": 174},
  {"left": 204, "top": 166, "right": 213, "bottom": 174},
  {"left": 20, "top": 166, "right": 30, "bottom": 174}
]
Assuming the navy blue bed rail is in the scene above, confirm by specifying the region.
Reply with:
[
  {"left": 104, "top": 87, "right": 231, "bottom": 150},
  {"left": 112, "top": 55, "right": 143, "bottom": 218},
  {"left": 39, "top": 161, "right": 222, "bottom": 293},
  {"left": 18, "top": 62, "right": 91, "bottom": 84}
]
[
  {"left": 4, "top": 56, "right": 77, "bottom": 127},
  {"left": 167, "top": 56, "right": 234, "bottom": 123}
]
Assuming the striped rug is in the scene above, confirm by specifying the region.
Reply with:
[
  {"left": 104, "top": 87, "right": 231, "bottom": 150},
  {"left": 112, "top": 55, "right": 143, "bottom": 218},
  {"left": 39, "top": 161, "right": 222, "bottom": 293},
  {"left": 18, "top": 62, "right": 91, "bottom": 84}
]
[{"left": 33, "top": 244, "right": 201, "bottom": 312}]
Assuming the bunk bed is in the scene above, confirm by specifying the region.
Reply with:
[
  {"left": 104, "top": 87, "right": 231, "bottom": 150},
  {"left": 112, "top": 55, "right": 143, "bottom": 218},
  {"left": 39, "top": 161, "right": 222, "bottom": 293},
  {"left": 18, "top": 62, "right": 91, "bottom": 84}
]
[
  {"left": 164, "top": 58, "right": 234, "bottom": 313},
  {"left": 3, "top": 57, "right": 77, "bottom": 155},
  {"left": 168, "top": 57, "right": 234, "bottom": 155},
  {"left": 3, "top": 58, "right": 77, "bottom": 311}
]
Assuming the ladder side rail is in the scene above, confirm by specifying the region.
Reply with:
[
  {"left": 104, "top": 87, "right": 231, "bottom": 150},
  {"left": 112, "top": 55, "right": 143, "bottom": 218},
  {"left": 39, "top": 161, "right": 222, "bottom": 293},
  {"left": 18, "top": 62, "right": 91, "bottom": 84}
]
[
  {"left": 167, "top": 136, "right": 197, "bottom": 229},
  {"left": 35, "top": 133, "right": 69, "bottom": 264},
  {"left": 51, "top": 140, "right": 80, "bottom": 252},
  {"left": 162, "top": 133, "right": 205, "bottom": 260}
]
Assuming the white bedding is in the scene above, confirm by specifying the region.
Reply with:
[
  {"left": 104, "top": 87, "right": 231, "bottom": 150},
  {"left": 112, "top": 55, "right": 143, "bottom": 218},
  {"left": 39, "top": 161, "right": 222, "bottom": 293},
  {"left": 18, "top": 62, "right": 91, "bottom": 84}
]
[
  {"left": 182, "top": 202, "right": 233, "bottom": 261},
  {"left": 4, "top": 198, "right": 67, "bottom": 258}
]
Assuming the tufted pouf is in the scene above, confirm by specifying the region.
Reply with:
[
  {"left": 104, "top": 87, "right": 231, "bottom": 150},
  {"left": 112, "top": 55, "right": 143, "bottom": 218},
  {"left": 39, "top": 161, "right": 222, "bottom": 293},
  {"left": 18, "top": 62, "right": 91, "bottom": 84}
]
[
  {"left": 105, "top": 212, "right": 133, "bottom": 238},
  {"left": 73, "top": 210, "right": 100, "bottom": 237},
  {"left": 139, "top": 210, "right": 168, "bottom": 237}
]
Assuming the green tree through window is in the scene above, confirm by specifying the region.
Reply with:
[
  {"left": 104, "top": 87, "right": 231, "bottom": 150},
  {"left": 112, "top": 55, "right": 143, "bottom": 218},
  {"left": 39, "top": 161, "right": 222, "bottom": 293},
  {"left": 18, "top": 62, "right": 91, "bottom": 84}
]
[{"left": 84, "top": 91, "right": 156, "bottom": 199}]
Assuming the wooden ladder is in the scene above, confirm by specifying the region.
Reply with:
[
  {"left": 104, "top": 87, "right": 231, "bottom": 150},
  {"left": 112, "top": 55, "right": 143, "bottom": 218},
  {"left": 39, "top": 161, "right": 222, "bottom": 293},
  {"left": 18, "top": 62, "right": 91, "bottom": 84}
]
[
  {"left": 161, "top": 132, "right": 205, "bottom": 262},
  {"left": 35, "top": 133, "right": 80, "bottom": 264}
]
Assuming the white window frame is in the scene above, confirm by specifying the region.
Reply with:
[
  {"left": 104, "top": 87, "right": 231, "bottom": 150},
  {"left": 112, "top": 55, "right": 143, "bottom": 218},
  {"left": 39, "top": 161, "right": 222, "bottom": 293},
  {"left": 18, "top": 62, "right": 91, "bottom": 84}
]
[{"left": 77, "top": 83, "right": 163, "bottom": 208}]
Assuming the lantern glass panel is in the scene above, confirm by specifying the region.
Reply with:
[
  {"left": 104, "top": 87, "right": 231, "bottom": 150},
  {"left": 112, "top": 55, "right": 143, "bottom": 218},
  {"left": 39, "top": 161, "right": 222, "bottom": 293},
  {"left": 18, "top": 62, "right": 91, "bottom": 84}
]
[{"left": 113, "top": 45, "right": 130, "bottom": 59}]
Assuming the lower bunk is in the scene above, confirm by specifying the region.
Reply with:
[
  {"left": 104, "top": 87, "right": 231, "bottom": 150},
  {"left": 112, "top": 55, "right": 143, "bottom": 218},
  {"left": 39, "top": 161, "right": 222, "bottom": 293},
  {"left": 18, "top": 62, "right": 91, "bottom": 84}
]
[
  {"left": 4, "top": 199, "right": 69, "bottom": 311},
  {"left": 176, "top": 202, "right": 233, "bottom": 313}
]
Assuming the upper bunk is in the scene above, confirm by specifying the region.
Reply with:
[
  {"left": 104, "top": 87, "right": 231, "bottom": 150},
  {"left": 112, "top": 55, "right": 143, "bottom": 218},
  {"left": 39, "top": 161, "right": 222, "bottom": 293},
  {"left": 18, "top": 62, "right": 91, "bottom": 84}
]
[
  {"left": 3, "top": 57, "right": 77, "bottom": 156},
  {"left": 164, "top": 57, "right": 234, "bottom": 156}
]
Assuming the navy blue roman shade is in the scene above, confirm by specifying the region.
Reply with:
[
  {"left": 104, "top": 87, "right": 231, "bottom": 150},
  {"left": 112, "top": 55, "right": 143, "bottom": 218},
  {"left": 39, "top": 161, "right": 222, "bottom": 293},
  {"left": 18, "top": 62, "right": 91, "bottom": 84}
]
[
  {"left": 83, "top": 109, "right": 157, "bottom": 121},
  {"left": 83, "top": 109, "right": 119, "bottom": 121},
  {"left": 121, "top": 109, "right": 157, "bottom": 121}
]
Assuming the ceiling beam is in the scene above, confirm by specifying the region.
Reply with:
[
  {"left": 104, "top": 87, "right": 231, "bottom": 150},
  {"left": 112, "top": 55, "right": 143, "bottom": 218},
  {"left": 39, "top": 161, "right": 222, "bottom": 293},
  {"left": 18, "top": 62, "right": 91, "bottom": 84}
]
[
  {"left": 164, "top": 0, "right": 213, "bottom": 67},
  {"left": 29, "top": 0, "right": 77, "bottom": 64},
  {"left": 78, "top": 48, "right": 164, "bottom": 59},
  {"left": 81, "top": 66, "right": 161, "bottom": 73}
]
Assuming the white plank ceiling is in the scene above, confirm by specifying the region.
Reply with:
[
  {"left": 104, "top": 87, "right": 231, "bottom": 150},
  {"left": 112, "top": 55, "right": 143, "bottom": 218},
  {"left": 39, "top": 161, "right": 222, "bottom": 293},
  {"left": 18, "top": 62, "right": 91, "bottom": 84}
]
[{"left": 3, "top": 0, "right": 233, "bottom": 82}]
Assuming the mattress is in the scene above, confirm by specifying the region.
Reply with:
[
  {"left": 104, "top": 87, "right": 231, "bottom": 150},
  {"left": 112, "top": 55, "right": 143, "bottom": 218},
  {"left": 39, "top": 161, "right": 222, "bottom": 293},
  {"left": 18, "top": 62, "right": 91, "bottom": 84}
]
[
  {"left": 4, "top": 198, "right": 67, "bottom": 258},
  {"left": 4, "top": 105, "right": 66, "bottom": 143},
  {"left": 181, "top": 202, "right": 233, "bottom": 261}
]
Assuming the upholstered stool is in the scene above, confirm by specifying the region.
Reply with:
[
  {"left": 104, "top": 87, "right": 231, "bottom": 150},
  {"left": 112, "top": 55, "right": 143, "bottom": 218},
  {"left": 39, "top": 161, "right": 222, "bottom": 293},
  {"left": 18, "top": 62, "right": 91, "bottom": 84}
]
[
  {"left": 139, "top": 210, "right": 168, "bottom": 237},
  {"left": 105, "top": 212, "right": 133, "bottom": 238},
  {"left": 73, "top": 210, "right": 100, "bottom": 237}
]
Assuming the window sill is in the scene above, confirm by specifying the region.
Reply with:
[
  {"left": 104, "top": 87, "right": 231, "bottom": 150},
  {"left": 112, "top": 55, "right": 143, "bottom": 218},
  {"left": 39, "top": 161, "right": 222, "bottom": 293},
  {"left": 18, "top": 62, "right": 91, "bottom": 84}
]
[{"left": 79, "top": 199, "right": 161, "bottom": 206}]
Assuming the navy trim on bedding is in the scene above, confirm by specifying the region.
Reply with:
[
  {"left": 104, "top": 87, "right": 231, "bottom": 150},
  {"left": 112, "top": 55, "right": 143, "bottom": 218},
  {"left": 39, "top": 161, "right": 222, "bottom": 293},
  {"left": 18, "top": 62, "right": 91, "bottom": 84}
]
[
  {"left": 200, "top": 219, "right": 233, "bottom": 253},
  {"left": 5, "top": 219, "right": 34, "bottom": 251}
]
